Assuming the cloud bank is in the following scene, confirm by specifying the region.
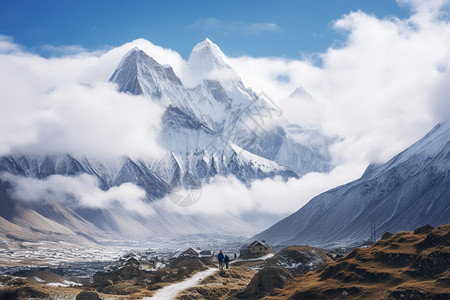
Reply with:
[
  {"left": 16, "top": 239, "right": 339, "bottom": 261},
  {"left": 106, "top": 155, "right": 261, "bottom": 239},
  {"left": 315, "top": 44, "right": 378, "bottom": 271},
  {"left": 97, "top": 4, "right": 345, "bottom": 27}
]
[
  {"left": 0, "top": 37, "right": 186, "bottom": 158},
  {"left": 175, "top": 0, "right": 450, "bottom": 218},
  {"left": 162, "top": 162, "right": 365, "bottom": 216},
  {"left": 3, "top": 173, "right": 153, "bottom": 216},
  {"left": 228, "top": 0, "right": 450, "bottom": 166},
  {"left": 1, "top": 0, "right": 449, "bottom": 222}
]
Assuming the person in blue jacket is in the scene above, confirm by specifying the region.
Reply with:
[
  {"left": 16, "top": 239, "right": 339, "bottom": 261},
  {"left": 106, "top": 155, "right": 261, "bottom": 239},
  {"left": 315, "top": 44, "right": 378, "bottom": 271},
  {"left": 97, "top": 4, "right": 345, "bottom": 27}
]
[
  {"left": 224, "top": 254, "right": 230, "bottom": 269},
  {"left": 218, "top": 250, "right": 224, "bottom": 270}
]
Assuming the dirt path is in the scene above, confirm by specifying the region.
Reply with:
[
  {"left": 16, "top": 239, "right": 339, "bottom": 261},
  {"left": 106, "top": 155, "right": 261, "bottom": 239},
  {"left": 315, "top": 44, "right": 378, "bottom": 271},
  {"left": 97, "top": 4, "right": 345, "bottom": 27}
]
[{"left": 145, "top": 267, "right": 218, "bottom": 300}]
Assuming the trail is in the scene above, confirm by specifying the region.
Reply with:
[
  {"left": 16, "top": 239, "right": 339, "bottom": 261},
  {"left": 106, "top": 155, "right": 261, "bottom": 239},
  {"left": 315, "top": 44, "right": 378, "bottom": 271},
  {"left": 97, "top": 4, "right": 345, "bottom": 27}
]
[
  {"left": 145, "top": 267, "right": 218, "bottom": 300},
  {"left": 232, "top": 253, "right": 274, "bottom": 263}
]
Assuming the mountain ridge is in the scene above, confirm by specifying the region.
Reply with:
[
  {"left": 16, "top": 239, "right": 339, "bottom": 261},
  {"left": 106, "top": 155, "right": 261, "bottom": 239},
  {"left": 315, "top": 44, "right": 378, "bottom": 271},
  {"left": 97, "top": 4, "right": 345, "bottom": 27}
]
[
  {"left": 0, "top": 39, "right": 334, "bottom": 241},
  {"left": 254, "top": 118, "right": 450, "bottom": 248}
]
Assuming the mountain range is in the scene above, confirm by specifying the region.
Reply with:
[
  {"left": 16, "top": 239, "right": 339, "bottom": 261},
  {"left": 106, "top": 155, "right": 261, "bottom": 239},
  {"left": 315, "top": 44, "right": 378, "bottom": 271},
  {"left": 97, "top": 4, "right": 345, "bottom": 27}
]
[
  {"left": 0, "top": 39, "right": 333, "bottom": 242},
  {"left": 254, "top": 118, "right": 450, "bottom": 248},
  {"left": 1, "top": 38, "right": 448, "bottom": 246}
]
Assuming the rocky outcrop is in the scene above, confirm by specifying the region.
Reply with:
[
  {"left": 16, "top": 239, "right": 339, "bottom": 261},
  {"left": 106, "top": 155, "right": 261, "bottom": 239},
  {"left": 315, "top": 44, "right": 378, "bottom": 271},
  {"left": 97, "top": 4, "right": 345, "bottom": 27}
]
[
  {"left": 237, "top": 265, "right": 294, "bottom": 298},
  {"left": 267, "top": 246, "right": 331, "bottom": 274},
  {"left": 93, "top": 272, "right": 116, "bottom": 286},
  {"left": 93, "top": 263, "right": 141, "bottom": 286},
  {"left": 116, "top": 263, "right": 140, "bottom": 280},
  {"left": 169, "top": 257, "right": 207, "bottom": 273}
]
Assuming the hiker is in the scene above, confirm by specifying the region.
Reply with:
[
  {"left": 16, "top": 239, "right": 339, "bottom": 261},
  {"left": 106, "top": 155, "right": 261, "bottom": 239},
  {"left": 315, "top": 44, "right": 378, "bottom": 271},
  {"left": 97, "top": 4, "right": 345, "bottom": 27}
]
[
  {"left": 218, "top": 250, "right": 224, "bottom": 270},
  {"left": 234, "top": 253, "right": 237, "bottom": 260},
  {"left": 224, "top": 254, "right": 230, "bottom": 269}
]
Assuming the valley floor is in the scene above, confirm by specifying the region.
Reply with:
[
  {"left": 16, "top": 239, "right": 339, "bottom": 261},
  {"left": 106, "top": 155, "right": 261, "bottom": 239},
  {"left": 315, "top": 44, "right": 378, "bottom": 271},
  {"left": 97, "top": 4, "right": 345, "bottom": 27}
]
[{"left": 0, "top": 223, "right": 449, "bottom": 299}]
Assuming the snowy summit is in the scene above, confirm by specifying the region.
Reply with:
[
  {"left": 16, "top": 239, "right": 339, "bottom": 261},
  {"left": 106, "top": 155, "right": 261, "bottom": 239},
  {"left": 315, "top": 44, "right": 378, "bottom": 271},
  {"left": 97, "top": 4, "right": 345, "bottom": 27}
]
[{"left": 184, "top": 38, "right": 239, "bottom": 87}]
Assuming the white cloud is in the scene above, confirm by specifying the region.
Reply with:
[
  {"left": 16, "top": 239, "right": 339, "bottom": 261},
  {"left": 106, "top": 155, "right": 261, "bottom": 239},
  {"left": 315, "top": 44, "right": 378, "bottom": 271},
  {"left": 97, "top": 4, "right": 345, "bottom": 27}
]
[
  {"left": 41, "top": 44, "right": 92, "bottom": 56},
  {"left": 2, "top": 173, "right": 154, "bottom": 216},
  {"left": 0, "top": 36, "right": 188, "bottom": 158},
  {"left": 158, "top": 0, "right": 450, "bottom": 219},
  {"left": 191, "top": 18, "right": 281, "bottom": 35},
  {"left": 161, "top": 162, "right": 365, "bottom": 217},
  {"left": 228, "top": 0, "right": 450, "bottom": 166},
  {"left": 1, "top": 0, "right": 449, "bottom": 221},
  {"left": 0, "top": 35, "right": 21, "bottom": 53}
]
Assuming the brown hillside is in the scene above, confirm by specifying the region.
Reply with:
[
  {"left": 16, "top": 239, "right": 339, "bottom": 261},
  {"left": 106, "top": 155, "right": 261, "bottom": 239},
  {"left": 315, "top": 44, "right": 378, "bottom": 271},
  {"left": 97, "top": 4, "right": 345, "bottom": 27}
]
[{"left": 265, "top": 223, "right": 450, "bottom": 300}]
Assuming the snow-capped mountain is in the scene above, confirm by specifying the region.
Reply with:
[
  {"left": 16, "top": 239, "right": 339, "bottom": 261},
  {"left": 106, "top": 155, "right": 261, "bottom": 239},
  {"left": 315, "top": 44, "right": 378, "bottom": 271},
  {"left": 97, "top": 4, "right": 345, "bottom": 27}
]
[
  {"left": 184, "top": 38, "right": 239, "bottom": 88},
  {"left": 289, "top": 87, "right": 312, "bottom": 99},
  {"left": 0, "top": 39, "right": 333, "bottom": 240},
  {"left": 109, "top": 39, "right": 333, "bottom": 179},
  {"left": 254, "top": 118, "right": 450, "bottom": 248}
]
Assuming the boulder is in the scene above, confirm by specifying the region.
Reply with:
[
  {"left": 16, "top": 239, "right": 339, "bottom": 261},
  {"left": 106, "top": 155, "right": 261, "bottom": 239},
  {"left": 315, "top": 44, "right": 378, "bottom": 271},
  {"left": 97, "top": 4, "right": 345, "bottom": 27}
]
[
  {"left": 170, "top": 257, "right": 206, "bottom": 272},
  {"left": 75, "top": 291, "right": 101, "bottom": 300},
  {"left": 116, "top": 264, "right": 140, "bottom": 280},
  {"left": 237, "top": 266, "right": 293, "bottom": 298},
  {"left": 93, "top": 264, "right": 140, "bottom": 286},
  {"left": 93, "top": 271, "right": 115, "bottom": 286}
]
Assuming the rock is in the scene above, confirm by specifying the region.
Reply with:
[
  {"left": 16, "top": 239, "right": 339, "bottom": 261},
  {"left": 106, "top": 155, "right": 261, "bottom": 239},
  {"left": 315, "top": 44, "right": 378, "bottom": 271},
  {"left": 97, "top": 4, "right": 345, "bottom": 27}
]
[
  {"left": 238, "top": 266, "right": 294, "bottom": 298},
  {"left": 0, "top": 287, "right": 19, "bottom": 300},
  {"left": 93, "top": 263, "right": 141, "bottom": 286},
  {"left": 170, "top": 257, "right": 206, "bottom": 273},
  {"left": 176, "top": 267, "right": 190, "bottom": 279},
  {"left": 116, "top": 264, "right": 140, "bottom": 280},
  {"left": 93, "top": 271, "right": 116, "bottom": 286},
  {"left": 382, "top": 232, "right": 394, "bottom": 240},
  {"left": 218, "top": 270, "right": 230, "bottom": 278},
  {"left": 76, "top": 291, "right": 101, "bottom": 300},
  {"left": 267, "top": 246, "right": 331, "bottom": 275},
  {"left": 413, "top": 224, "right": 434, "bottom": 235}
]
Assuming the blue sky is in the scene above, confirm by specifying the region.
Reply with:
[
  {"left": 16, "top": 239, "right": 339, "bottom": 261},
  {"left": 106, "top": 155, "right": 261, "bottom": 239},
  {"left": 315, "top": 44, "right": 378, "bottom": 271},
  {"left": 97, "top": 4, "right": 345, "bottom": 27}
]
[{"left": 1, "top": 0, "right": 409, "bottom": 58}]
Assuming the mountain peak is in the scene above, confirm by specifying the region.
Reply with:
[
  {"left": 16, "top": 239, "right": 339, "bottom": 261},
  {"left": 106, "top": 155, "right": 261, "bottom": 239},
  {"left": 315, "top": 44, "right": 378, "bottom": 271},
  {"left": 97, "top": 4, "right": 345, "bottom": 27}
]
[
  {"left": 184, "top": 38, "right": 239, "bottom": 87},
  {"left": 254, "top": 118, "right": 450, "bottom": 248},
  {"left": 197, "top": 37, "right": 213, "bottom": 46},
  {"left": 129, "top": 46, "right": 140, "bottom": 53},
  {"left": 110, "top": 47, "right": 183, "bottom": 96},
  {"left": 191, "top": 38, "right": 223, "bottom": 56},
  {"left": 114, "top": 47, "right": 151, "bottom": 73},
  {"left": 289, "top": 87, "right": 312, "bottom": 99},
  {"left": 123, "top": 46, "right": 143, "bottom": 59},
  {"left": 188, "top": 38, "right": 228, "bottom": 69}
]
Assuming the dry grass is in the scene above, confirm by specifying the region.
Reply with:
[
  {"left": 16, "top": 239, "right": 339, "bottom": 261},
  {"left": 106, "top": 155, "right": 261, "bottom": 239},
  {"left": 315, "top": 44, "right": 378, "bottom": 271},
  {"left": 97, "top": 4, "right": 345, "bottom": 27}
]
[
  {"left": 264, "top": 223, "right": 450, "bottom": 300},
  {"left": 178, "top": 261, "right": 262, "bottom": 299}
]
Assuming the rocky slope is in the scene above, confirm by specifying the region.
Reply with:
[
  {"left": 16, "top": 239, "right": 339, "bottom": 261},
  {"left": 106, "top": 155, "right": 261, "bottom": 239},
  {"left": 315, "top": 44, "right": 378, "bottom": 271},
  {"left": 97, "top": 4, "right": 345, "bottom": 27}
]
[{"left": 255, "top": 118, "right": 450, "bottom": 248}]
